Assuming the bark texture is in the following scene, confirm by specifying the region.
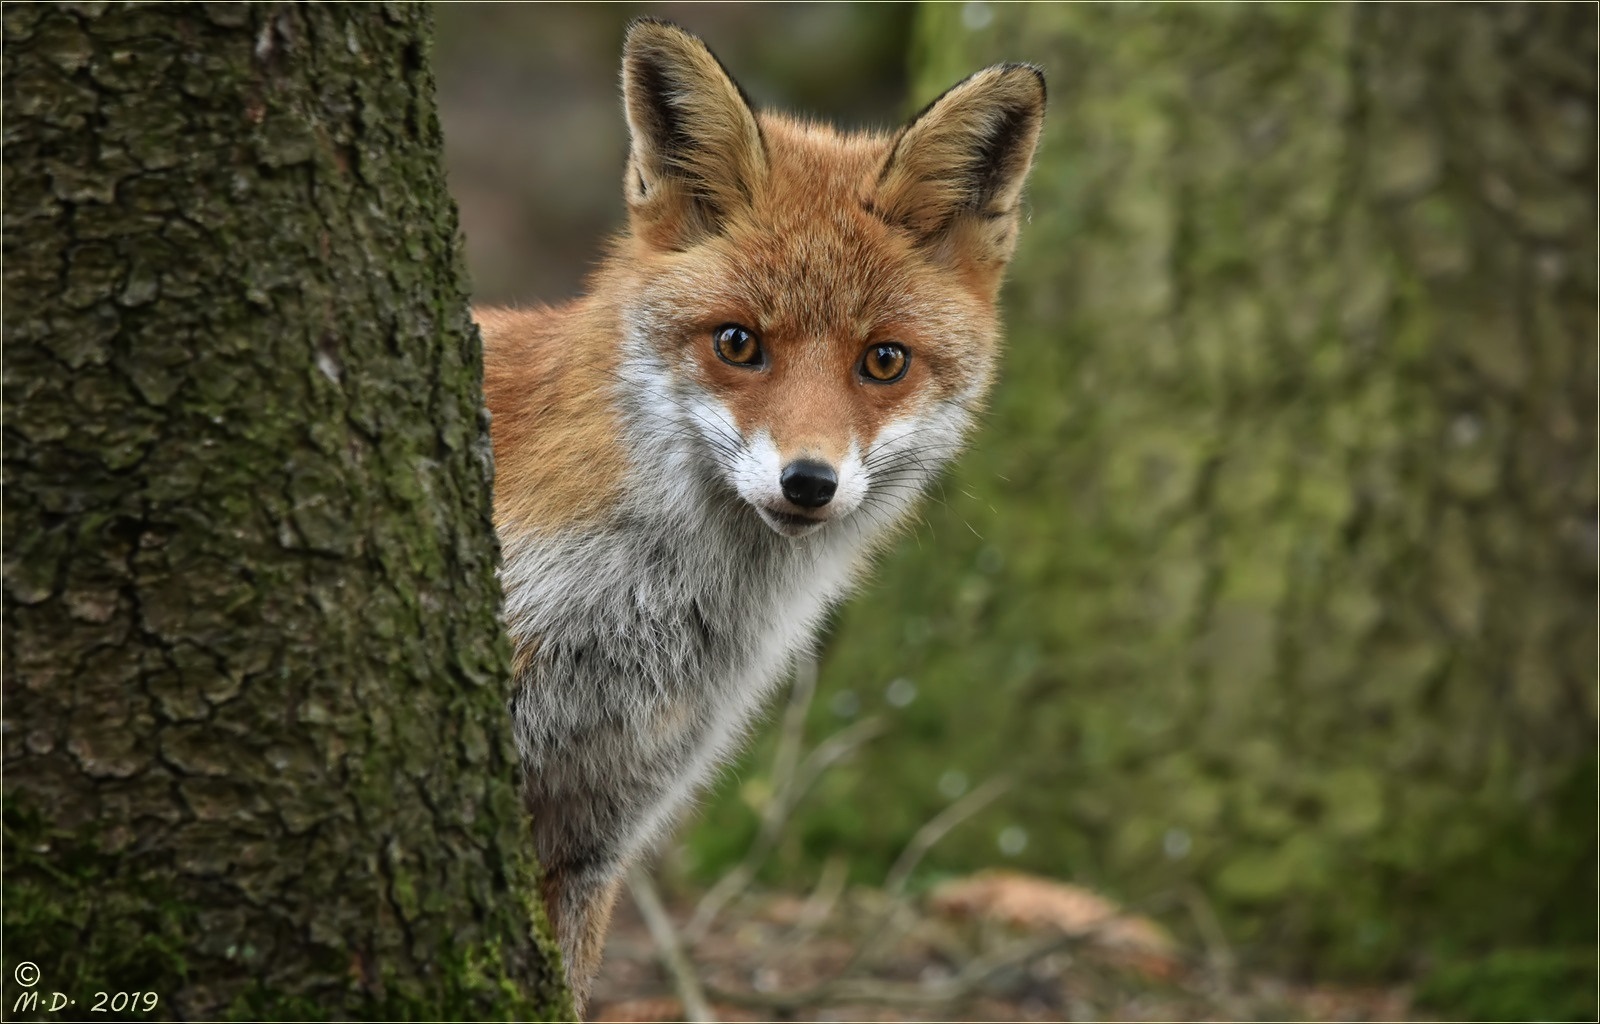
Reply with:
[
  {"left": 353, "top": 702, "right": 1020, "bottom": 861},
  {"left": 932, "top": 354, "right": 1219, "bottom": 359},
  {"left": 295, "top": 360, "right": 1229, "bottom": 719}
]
[
  {"left": 806, "top": 0, "right": 1593, "bottom": 989},
  {"left": 4, "top": 4, "right": 568, "bottom": 1017}
]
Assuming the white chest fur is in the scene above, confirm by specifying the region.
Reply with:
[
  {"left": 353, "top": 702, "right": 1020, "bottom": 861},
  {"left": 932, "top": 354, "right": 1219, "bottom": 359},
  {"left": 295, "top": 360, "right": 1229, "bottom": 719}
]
[{"left": 500, "top": 493, "right": 871, "bottom": 862}]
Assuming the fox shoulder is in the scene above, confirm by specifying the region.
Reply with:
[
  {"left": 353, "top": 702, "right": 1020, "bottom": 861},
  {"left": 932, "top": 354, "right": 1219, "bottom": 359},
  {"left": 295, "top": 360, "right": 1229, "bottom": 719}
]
[{"left": 479, "top": 301, "right": 629, "bottom": 535}]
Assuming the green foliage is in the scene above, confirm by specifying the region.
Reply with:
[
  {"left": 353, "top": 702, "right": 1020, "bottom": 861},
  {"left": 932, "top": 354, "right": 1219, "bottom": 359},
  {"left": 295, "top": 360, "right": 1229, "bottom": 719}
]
[{"left": 1417, "top": 948, "right": 1598, "bottom": 1023}]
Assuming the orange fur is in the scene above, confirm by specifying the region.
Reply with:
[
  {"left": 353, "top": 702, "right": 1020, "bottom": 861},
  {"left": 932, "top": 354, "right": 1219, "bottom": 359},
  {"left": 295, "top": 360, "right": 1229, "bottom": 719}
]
[
  {"left": 475, "top": 20, "right": 1043, "bottom": 1013},
  {"left": 480, "top": 302, "right": 629, "bottom": 535},
  {"left": 538, "top": 866, "right": 620, "bottom": 1012},
  {"left": 618, "top": 114, "right": 998, "bottom": 467},
  {"left": 480, "top": 23, "right": 1043, "bottom": 534}
]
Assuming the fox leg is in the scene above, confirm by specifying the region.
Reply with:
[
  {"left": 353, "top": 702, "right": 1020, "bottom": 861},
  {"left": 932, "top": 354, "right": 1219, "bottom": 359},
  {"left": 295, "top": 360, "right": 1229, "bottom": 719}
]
[{"left": 540, "top": 859, "right": 623, "bottom": 1015}]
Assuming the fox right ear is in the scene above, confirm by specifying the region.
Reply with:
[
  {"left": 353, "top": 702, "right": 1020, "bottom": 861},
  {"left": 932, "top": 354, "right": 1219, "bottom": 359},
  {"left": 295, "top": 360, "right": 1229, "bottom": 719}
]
[
  {"left": 872, "top": 64, "right": 1045, "bottom": 292},
  {"left": 621, "top": 19, "right": 766, "bottom": 248}
]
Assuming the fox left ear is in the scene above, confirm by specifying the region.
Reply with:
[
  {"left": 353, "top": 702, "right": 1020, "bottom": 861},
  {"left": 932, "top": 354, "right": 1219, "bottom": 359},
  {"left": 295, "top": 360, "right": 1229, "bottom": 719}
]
[
  {"left": 872, "top": 64, "right": 1045, "bottom": 285},
  {"left": 621, "top": 19, "right": 766, "bottom": 248}
]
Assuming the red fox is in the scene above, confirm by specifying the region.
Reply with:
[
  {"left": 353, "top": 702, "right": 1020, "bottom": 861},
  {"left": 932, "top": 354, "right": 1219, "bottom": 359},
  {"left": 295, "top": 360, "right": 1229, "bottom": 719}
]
[{"left": 477, "top": 19, "right": 1043, "bottom": 1010}]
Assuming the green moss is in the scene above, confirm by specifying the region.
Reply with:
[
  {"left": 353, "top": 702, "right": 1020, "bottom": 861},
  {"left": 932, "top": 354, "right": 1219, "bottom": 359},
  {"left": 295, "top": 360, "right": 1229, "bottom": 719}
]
[
  {"left": 4, "top": 800, "right": 199, "bottom": 997},
  {"left": 8, "top": 796, "right": 572, "bottom": 1022},
  {"left": 5, "top": 4, "right": 569, "bottom": 1017},
  {"left": 224, "top": 929, "right": 573, "bottom": 1023}
]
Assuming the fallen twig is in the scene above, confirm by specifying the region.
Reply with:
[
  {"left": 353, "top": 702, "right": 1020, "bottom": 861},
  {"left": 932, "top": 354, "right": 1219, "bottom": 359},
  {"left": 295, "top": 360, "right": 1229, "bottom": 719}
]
[
  {"left": 772, "top": 852, "right": 850, "bottom": 954},
  {"left": 1182, "top": 882, "right": 1236, "bottom": 976},
  {"left": 884, "top": 775, "right": 1013, "bottom": 900},
  {"left": 837, "top": 774, "right": 1013, "bottom": 977},
  {"left": 627, "top": 864, "right": 718, "bottom": 1024},
  {"left": 704, "top": 925, "right": 1091, "bottom": 1014},
  {"left": 767, "top": 651, "right": 818, "bottom": 806},
  {"left": 685, "top": 708, "right": 885, "bottom": 942}
]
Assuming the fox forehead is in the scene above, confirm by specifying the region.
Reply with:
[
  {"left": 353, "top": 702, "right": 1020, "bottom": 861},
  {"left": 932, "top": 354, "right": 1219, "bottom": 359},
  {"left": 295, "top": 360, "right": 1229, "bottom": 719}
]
[
  {"left": 750, "top": 114, "right": 891, "bottom": 231},
  {"left": 628, "top": 115, "right": 998, "bottom": 364}
]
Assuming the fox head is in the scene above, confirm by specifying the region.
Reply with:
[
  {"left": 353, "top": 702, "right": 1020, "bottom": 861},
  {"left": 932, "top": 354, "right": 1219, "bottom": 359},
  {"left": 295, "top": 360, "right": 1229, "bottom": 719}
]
[{"left": 609, "top": 19, "right": 1044, "bottom": 540}]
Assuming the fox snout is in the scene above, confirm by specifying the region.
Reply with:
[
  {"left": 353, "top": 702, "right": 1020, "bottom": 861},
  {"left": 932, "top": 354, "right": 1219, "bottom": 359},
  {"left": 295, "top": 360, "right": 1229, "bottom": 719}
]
[
  {"left": 717, "top": 431, "right": 865, "bottom": 538},
  {"left": 780, "top": 459, "right": 837, "bottom": 509}
]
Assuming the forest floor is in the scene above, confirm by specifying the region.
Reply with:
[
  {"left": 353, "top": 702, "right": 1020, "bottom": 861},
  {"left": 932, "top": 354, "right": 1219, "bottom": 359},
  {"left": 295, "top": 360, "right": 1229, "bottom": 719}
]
[{"left": 588, "top": 871, "right": 1419, "bottom": 1023}]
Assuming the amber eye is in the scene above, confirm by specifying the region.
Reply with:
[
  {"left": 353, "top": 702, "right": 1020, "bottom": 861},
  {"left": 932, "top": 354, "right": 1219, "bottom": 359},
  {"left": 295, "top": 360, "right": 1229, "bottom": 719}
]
[
  {"left": 713, "top": 324, "right": 763, "bottom": 367},
  {"left": 860, "top": 342, "right": 910, "bottom": 383}
]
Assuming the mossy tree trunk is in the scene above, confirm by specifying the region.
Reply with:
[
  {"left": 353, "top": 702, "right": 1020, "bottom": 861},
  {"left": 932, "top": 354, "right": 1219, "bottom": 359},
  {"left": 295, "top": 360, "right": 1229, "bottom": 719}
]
[
  {"left": 811, "top": 0, "right": 1593, "bottom": 990},
  {"left": 4, "top": 4, "right": 568, "bottom": 1017}
]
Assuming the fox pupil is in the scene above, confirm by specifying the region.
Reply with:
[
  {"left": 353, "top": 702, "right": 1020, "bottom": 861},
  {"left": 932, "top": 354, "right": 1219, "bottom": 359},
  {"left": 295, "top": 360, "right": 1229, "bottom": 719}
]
[
  {"left": 864, "top": 343, "right": 908, "bottom": 382},
  {"left": 714, "top": 324, "right": 761, "bottom": 366}
]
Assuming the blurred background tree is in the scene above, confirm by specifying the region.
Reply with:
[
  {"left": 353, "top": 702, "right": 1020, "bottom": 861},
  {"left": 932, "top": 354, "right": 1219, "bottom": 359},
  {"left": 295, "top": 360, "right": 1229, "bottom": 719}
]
[{"left": 434, "top": 3, "right": 1596, "bottom": 1018}]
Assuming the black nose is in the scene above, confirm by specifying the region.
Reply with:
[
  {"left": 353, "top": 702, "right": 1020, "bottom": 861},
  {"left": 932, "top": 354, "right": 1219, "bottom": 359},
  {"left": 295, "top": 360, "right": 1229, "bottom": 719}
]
[{"left": 780, "top": 460, "right": 837, "bottom": 509}]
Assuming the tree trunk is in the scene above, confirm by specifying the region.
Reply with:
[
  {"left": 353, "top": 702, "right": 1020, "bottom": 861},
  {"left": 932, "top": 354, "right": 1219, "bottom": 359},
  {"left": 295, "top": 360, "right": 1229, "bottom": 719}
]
[
  {"left": 814, "top": 0, "right": 1593, "bottom": 990},
  {"left": 3, "top": 4, "right": 568, "bottom": 1017}
]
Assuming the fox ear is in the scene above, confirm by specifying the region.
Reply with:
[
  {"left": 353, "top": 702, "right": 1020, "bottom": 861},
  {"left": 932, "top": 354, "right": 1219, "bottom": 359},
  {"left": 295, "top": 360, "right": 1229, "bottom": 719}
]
[
  {"left": 621, "top": 19, "right": 766, "bottom": 247},
  {"left": 872, "top": 64, "right": 1045, "bottom": 282}
]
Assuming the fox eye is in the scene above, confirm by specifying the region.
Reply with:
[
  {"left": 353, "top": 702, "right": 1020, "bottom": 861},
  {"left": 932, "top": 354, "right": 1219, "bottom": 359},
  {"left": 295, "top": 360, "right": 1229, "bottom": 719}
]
[
  {"left": 713, "top": 324, "right": 763, "bottom": 367},
  {"left": 860, "top": 342, "right": 910, "bottom": 383}
]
